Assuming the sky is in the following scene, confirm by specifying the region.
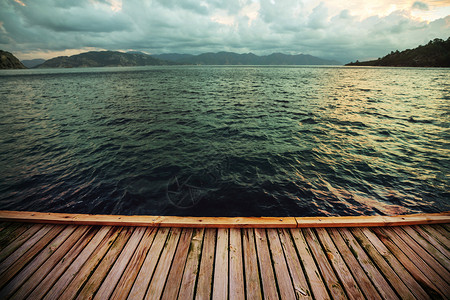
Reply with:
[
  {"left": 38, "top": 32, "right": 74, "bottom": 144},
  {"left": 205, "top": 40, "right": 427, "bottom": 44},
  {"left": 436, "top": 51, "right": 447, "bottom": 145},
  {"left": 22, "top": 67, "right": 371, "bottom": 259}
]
[{"left": 0, "top": 0, "right": 449, "bottom": 63}]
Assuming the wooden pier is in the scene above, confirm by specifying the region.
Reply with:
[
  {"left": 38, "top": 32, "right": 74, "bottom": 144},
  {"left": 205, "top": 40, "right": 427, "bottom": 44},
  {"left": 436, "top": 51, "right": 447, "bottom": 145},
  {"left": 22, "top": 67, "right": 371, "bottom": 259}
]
[{"left": 0, "top": 211, "right": 448, "bottom": 299}]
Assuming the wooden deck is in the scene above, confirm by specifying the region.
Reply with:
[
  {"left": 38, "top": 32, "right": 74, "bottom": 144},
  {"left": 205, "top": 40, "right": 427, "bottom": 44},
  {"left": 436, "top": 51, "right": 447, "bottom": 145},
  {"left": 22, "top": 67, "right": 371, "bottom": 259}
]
[{"left": 0, "top": 212, "right": 448, "bottom": 299}]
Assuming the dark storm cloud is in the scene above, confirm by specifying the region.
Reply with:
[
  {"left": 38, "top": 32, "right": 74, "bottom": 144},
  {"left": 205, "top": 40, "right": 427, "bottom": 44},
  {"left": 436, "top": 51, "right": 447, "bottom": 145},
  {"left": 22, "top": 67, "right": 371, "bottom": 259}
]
[{"left": 0, "top": 0, "right": 449, "bottom": 62}]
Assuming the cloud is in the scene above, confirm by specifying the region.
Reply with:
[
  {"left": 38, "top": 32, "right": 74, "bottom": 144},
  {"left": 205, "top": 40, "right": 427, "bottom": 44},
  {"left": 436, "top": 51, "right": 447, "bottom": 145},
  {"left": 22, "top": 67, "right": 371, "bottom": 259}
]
[
  {"left": 412, "top": 1, "right": 430, "bottom": 10},
  {"left": 0, "top": 0, "right": 449, "bottom": 62}
]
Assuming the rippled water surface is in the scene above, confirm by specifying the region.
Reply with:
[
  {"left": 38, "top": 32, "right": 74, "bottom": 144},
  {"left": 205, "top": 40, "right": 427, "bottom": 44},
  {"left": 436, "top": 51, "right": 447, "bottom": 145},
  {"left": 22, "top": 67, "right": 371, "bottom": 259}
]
[{"left": 0, "top": 66, "right": 448, "bottom": 216}]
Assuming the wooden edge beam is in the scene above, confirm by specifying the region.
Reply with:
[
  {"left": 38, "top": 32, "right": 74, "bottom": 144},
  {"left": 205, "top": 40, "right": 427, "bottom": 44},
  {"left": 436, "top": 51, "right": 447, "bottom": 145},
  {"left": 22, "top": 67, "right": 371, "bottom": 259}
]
[
  {"left": 296, "top": 212, "right": 450, "bottom": 228},
  {"left": 0, "top": 211, "right": 448, "bottom": 228},
  {"left": 0, "top": 211, "right": 296, "bottom": 228}
]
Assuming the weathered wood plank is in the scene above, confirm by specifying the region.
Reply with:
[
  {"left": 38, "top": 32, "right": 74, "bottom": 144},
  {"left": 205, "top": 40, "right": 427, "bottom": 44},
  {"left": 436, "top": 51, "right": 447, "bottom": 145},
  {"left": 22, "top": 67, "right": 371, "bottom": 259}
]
[
  {"left": 374, "top": 227, "right": 450, "bottom": 297},
  {"left": 75, "top": 226, "right": 134, "bottom": 299},
  {"left": 290, "top": 228, "right": 329, "bottom": 299},
  {"left": 391, "top": 226, "right": 450, "bottom": 283},
  {"left": 161, "top": 228, "right": 193, "bottom": 300},
  {"left": 0, "top": 224, "right": 49, "bottom": 271},
  {"left": 296, "top": 213, "right": 450, "bottom": 227},
  {"left": 327, "top": 228, "right": 381, "bottom": 300},
  {"left": 128, "top": 227, "right": 170, "bottom": 300},
  {"left": 35, "top": 226, "right": 111, "bottom": 300},
  {"left": 339, "top": 228, "right": 399, "bottom": 300},
  {"left": 229, "top": 228, "right": 244, "bottom": 300},
  {"left": 278, "top": 228, "right": 312, "bottom": 299},
  {"left": 402, "top": 225, "right": 450, "bottom": 270},
  {"left": 195, "top": 228, "right": 216, "bottom": 300},
  {"left": 352, "top": 228, "right": 427, "bottom": 299},
  {"left": 212, "top": 228, "right": 229, "bottom": 300},
  {"left": 0, "top": 225, "right": 64, "bottom": 290},
  {"left": 110, "top": 227, "right": 157, "bottom": 300},
  {"left": 94, "top": 227, "right": 146, "bottom": 299},
  {"left": 59, "top": 227, "right": 123, "bottom": 300},
  {"left": 411, "top": 225, "right": 450, "bottom": 260},
  {"left": 432, "top": 224, "right": 450, "bottom": 240},
  {"left": 160, "top": 216, "right": 297, "bottom": 228},
  {"left": 3, "top": 211, "right": 448, "bottom": 228},
  {"left": 0, "top": 210, "right": 297, "bottom": 227},
  {"left": 358, "top": 227, "right": 429, "bottom": 300},
  {"left": 303, "top": 228, "right": 346, "bottom": 299},
  {"left": 242, "top": 228, "right": 262, "bottom": 300},
  {"left": 0, "top": 225, "right": 76, "bottom": 298},
  {"left": 178, "top": 228, "right": 205, "bottom": 300},
  {"left": 266, "top": 229, "right": 296, "bottom": 299},
  {"left": 145, "top": 227, "right": 182, "bottom": 300},
  {"left": 9, "top": 226, "right": 90, "bottom": 300},
  {"left": 420, "top": 225, "right": 450, "bottom": 250},
  {"left": 254, "top": 228, "right": 278, "bottom": 299},
  {"left": 316, "top": 227, "right": 364, "bottom": 300},
  {"left": 0, "top": 223, "right": 32, "bottom": 253}
]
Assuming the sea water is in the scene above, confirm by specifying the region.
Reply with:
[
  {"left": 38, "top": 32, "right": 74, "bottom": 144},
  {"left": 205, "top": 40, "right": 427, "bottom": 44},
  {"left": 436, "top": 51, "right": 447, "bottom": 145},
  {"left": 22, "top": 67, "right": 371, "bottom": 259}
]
[{"left": 0, "top": 66, "right": 448, "bottom": 216}]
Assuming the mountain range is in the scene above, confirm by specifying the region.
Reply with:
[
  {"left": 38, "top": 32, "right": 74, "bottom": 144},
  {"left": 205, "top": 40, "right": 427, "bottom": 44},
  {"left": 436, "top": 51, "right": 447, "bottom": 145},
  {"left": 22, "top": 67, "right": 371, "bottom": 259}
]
[
  {"left": 31, "top": 50, "right": 340, "bottom": 68},
  {"left": 153, "top": 52, "right": 341, "bottom": 65},
  {"left": 35, "top": 51, "right": 174, "bottom": 68},
  {"left": 346, "top": 37, "right": 450, "bottom": 67}
]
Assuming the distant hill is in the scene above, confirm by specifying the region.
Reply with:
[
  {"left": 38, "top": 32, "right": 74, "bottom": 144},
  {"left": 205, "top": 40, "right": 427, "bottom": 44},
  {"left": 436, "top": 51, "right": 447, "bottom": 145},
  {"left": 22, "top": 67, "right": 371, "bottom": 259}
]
[
  {"left": 21, "top": 59, "right": 46, "bottom": 68},
  {"left": 36, "top": 51, "right": 175, "bottom": 68},
  {"left": 346, "top": 37, "right": 450, "bottom": 67},
  {"left": 0, "top": 50, "right": 26, "bottom": 69},
  {"left": 154, "top": 51, "right": 341, "bottom": 65}
]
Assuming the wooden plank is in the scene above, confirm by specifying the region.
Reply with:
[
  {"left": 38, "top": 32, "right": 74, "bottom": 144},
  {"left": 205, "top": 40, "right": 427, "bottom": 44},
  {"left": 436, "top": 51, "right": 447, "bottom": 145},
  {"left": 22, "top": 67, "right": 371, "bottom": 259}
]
[
  {"left": 361, "top": 226, "right": 422, "bottom": 299},
  {"left": 59, "top": 227, "right": 123, "bottom": 300},
  {"left": 411, "top": 225, "right": 450, "bottom": 260},
  {"left": 94, "top": 227, "right": 146, "bottom": 299},
  {"left": 212, "top": 228, "right": 228, "bottom": 300},
  {"left": 303, "top": 228, "right": 346, "bottom": 299},
  {"left": 420, "top": 225, "right": 450, "bottom": 249},
  {"left": 391, "top": 226, "right": 450, "bottom": 282},
  {"left": 339, "top": 228, "right": 399, "bottom": 300},
  {"left": 358, "top": 227, "right": 429, "bottom": 300},
  {"left": 432, "top": 224, "right": 450, "bottom": 240},
  {"left": 296, "top": 212, "right": 450, "bottom": 227},
  {"left": 0, "top": 225, "right": 65, "bottom": 289},
  {"left": 0, "top": 225, "right": 76, "bottom": 298},
  {"left": 266, "top": 228, "right": 296, "bottom": 299},
  {"left": 195, "top": 228, "right": 216, "bottom": 300},
  {"left": 161, "top": 228, "right": 193, "bottom": 300},
  {"left": 32, "top": 226, "right": 111, "bottom": 300},
  {"left": 229, "top": 228, "right": 244, "bottom": 300},
  {"left": 374, "top": 227, "right": 450, "bottom": 296},
  {"left": 327, "top": 228, "right": 381, "bottom": 300},
  {"left": 110, "top": 227, "right": 157, "bottom": 300},
  {"left": 290, "top": 228, "right": 329, "bottom": 299},
  {"left": 254, "top": 228, "right": 278, "bottom": 299},
  {"left": 75, "top": 226, "right": 135, "bottom": 299},
  {"left": 159, "top": 216, "right": 297, "bottom": 228},
  {"left": 127, "top": 227, "right": 170, "bottom": 299},
  {"left": 178, "top": 228, "right": 205, "bottom": 300},
  {"left": 0, "top": 210, "right": 164, "bottom": 227},
  {"left": 0, "top": 224, "right": 45, "bottom": 266},
  {"left": 0, "top": 210, "right": 296, "bottom": 227},
  {"left": 1, "top": 210, "right": 448, "bottom": 227},
  {"left": 145, "top": 227, "right": 182, "bottom": 300},
  {"left": 9, "top": 226, "right": 90, "bottom": 300},
  {"left": 278, "top": 228, "right": 311, "bottom": 299},
  {"left": 315, "top": 227, "right": 364, "bottom": 300},
  {"left": 0, "top": 223, "right": 32, "bottom": 253},
  {"left": 242, "top": 229, "right": 262, "bottom": 300},
  {"left": 402, "top": 225, "right": 450, "bottom": 269},
  {"left": 0, "top": 224, "right": 53, "bottom": 276}
]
